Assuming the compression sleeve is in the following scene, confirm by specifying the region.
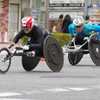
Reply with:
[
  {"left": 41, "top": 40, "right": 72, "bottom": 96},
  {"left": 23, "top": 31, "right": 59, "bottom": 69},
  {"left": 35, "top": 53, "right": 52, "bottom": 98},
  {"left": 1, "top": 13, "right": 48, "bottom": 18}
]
[{"left": 68, "top": 24, "right": 74, "bottom": 37}]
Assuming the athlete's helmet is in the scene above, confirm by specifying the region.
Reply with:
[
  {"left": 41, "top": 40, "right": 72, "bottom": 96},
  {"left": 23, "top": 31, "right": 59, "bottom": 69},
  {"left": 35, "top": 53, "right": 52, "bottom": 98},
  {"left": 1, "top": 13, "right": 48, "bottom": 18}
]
[
  {"left": 21, "top": 16, "right": 35, "bottom": 29},
  {"left": 73, "top": 16, "right": 84, "bottom": 26}
]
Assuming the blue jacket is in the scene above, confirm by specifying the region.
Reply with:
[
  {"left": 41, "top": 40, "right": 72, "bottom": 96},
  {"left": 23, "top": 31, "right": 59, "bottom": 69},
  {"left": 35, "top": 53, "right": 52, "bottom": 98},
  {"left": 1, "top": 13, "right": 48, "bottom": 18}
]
[{"left": 68, "top": 23, "right": 100, "bottom": 39}]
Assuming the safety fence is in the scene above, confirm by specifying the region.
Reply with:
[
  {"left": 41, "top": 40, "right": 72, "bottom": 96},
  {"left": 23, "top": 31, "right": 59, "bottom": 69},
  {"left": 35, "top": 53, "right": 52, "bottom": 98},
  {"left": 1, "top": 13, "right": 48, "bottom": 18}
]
[
  {"left": 0, "top": 31, "right": 18, "bottom": 44},
  {"left": 0, "top": 31, "right": 9, "bottom": 44}
]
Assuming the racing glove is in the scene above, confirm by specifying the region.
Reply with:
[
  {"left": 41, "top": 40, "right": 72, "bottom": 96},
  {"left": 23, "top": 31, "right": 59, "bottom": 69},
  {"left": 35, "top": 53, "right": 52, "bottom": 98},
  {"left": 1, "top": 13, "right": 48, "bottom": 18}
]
[
  {"left": 23, "top": 45, "right": 30, "bottom": 50},
  {"left": 8, "top": 42, "right": 15, "bottom": 49}
]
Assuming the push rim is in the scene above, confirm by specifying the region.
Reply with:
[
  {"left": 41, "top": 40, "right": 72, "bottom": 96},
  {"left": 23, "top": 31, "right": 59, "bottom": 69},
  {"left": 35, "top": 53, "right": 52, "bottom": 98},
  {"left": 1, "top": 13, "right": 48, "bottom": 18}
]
[{"left": 0, "top": 48, "right": 11, "bottom": 74}]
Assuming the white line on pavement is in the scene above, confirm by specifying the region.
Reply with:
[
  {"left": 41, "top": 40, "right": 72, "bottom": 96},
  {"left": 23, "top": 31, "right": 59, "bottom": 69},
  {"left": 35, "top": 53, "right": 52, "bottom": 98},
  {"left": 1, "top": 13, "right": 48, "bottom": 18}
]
[{"left": 0, "top": 92, "right": 22, "bottom": 97}]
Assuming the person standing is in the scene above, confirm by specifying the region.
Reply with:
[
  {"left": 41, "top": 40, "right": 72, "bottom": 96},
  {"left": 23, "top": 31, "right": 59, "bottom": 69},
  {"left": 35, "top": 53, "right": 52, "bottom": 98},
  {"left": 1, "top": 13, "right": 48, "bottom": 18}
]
[
  {"left": 52, "top": 21, "right": 57, "bottom": 32},
  {"left": 84, "top": 15, "right": 92, "bottom": 25},
  {"left": 55, "top": 14, "right": 64, "bottom": 33},
  {"left": 62, "top": 14, "right": 72, "bottom": 33}
]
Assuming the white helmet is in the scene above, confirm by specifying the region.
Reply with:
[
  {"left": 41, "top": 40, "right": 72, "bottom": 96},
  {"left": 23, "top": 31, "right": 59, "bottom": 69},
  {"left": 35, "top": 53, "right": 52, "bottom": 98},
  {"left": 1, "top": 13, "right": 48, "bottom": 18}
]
[{"left": 73, "top": 16, "right": 84, "bottom": 26}]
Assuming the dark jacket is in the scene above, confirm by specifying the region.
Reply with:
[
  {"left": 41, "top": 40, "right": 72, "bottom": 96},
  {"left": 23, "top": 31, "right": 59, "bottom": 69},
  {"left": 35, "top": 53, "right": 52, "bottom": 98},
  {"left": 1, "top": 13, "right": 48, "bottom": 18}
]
[{"left": 62, "top": 14, "right": 72, "bottom": 33}]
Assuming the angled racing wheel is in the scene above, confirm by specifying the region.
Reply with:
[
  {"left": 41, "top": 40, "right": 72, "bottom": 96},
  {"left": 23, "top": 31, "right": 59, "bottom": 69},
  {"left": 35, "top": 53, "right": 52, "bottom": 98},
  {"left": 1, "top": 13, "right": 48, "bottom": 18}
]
[{"left": 43, "top": 36, "right": 64, "bottom": 72}]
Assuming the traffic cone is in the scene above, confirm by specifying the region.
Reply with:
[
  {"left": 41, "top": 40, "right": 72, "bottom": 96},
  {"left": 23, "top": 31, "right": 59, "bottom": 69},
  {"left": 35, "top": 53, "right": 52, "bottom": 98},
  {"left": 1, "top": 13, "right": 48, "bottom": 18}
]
[
  {"left": 40, "top": 58, "right": 45, "bottom": 61},
  {"left": 0, "top": 32, "right": 1, "bottom": 44},
  {"left": 3, "top": 32, "right": 8, "bottom": 44}
]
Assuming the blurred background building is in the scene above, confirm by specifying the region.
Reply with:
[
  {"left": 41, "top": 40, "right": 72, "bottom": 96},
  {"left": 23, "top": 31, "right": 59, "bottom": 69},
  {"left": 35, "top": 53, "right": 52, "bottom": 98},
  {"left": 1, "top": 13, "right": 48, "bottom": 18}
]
[{"left": 0, "top": 0, "right": 100, "bottom": 42}]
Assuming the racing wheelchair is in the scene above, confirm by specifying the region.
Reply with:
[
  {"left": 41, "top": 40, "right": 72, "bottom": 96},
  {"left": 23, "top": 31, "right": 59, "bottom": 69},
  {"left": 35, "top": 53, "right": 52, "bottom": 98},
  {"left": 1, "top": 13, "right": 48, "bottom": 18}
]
[
  {"left": 0, "top": 36, "right": 64, "bottom": 74},
  {"left": 63, "top": 33, "right": 100, "bottom": 66}
]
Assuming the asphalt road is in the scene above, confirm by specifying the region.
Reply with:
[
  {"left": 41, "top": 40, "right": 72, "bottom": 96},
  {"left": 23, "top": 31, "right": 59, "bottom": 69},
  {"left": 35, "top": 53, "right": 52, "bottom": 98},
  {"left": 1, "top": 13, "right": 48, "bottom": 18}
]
[{"left": 0, "top": 54, "right": 100, "bottom": 100}]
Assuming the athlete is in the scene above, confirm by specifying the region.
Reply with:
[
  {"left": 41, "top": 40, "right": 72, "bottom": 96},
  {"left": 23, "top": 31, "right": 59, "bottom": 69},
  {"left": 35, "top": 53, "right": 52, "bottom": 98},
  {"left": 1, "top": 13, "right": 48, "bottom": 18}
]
[
  {"left": 68, "top": 16, "right": 100, "bottom": 48},
  {"left": 9, "top": 16, "right": 52, "bottom": 56}
]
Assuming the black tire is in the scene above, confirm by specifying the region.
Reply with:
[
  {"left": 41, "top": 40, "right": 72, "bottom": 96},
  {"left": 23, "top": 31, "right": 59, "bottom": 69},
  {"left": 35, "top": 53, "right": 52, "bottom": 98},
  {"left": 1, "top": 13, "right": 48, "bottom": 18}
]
[
  {"left": 22, "top": 56, "right": 40, "bottom": 71},
  {"left": 88, "top": 34, "right": 100, "bottom": 66},
  {"left": 68, "top": 52, "right": 83, "bottom": 65},
  {"left": 43, "top": 36, "right": 64, "bottom": 72},
  {"left": 0, "top": 48, "right": 11, "bottom": 74}
]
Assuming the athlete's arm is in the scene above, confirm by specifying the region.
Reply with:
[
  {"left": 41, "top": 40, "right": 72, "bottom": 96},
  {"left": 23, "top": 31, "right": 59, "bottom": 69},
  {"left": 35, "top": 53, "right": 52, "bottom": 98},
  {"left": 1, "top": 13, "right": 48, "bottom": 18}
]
[
  {"left": 13, "top": 29, "right": 25, "bottom": 44},
  {"left": 68, "top": 23, "right": 75, "bottom": 37}
]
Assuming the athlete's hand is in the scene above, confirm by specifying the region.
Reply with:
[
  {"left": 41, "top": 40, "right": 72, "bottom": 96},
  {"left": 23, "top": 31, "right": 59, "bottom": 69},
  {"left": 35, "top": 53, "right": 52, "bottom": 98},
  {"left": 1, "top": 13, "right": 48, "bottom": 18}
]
[
  {"left": 8, "top": 43, "right": 15, "bottom": 49},
  {"left": 23, "top": 45, "right": 29, "bottom": 50}
]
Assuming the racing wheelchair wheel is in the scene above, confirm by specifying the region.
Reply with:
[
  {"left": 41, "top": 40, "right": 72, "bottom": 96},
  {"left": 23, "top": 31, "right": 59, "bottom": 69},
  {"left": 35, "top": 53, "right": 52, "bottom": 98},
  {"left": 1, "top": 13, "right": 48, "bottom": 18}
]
[
  {"left": 88, "top": 34, "right": 100, "bottom": 66},
  {"left": 0, "top": 48, "right": 11, "bottom": 74},
  {"left": 43, "top": 35, "right": 64, "bottom": 72},
  {"left": 68, "top": 52, "right": 83, "bottom": 65},
  {"left": 22, "top": 56, "right": 40, "bottom": 71}
]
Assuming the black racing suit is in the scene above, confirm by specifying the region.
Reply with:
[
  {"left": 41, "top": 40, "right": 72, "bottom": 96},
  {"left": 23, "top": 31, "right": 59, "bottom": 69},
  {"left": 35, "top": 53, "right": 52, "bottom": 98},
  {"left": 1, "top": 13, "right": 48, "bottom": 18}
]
[{"left": 13, "top": 25, "right": 52, "bottom": 56}]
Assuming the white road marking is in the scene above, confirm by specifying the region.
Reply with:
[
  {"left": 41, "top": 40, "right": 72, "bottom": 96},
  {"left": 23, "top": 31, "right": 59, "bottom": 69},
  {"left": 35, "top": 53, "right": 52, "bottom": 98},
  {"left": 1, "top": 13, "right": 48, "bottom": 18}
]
[
  {"left": 44, "top": 87, "right": 91, "bottom": 92},
  {"left": 68, "top": 87, "right": 90, "bottom": 91},
  {"left": 0, "top": 92, "right": 22, "bottom": 97},
  {"left": 44, "top": 88, "right": 70, "bottom": 92},
  {"left": 0, "top": 87, "right": 91, "bottom": 99},
  {"left": 23, "top": 90, "right": 44, "bottom": 94},
  {"left": 0, "top": 98, "right": 35, "bottom": 100}
]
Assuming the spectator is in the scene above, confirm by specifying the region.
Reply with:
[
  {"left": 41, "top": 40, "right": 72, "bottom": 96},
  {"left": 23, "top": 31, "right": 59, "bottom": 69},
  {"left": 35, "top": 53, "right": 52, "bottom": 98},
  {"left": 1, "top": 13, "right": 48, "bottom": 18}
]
[
  {"left": 61, "top": 14, "right": 72, "bottom": 33},
  {"left": 55, "top": 14, "right": 64, "bottom": 33},
  {"left": 84, "top": 15, "right": 92, "bottom": 25},
  {"left": 52, "top": 21, "right": 57, "bottom": 32}
]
